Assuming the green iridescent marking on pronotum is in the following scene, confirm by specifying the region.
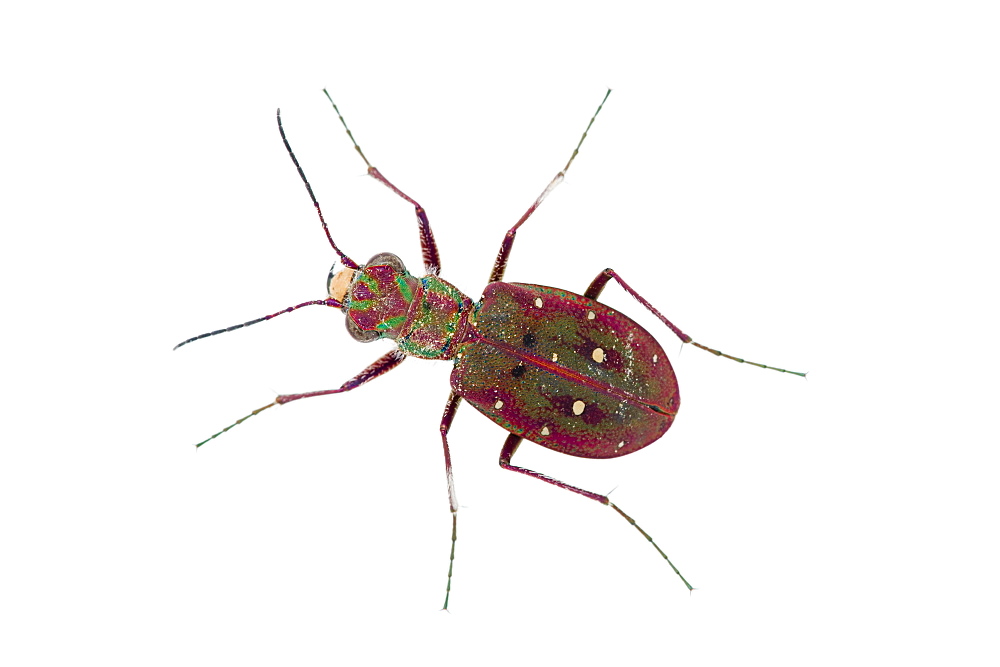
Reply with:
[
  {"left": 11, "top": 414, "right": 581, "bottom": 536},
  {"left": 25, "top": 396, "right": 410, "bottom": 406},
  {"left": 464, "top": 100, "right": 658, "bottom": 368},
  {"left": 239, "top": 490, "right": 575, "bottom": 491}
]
[
  {"left": 394, "top": 277, "right": 470, "bottom": 358},
  {"left": 423, "top": 277, "right": 466, "bottom": 303},
  {"left": 398, "top": 320, "right": 458, "bottom": 358},
  {"left": 400, "top": 340, "right": 446, "bottom": 358}
]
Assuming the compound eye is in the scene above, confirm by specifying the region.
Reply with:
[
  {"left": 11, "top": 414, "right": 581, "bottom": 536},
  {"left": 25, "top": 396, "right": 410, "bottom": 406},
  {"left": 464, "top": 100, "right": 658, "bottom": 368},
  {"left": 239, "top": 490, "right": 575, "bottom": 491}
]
[
  {"left": 364, "top": 252, "right": 406, "bottom": 274},
  {"left": 345, "top": 314, "right": 380, "bottom": 343}
]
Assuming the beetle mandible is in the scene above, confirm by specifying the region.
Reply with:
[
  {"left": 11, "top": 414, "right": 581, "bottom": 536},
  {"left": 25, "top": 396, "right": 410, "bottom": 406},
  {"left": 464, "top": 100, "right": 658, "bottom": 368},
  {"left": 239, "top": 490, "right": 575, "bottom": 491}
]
[{"left": 176, "top": 89, "right": 805, "bottom": 609}]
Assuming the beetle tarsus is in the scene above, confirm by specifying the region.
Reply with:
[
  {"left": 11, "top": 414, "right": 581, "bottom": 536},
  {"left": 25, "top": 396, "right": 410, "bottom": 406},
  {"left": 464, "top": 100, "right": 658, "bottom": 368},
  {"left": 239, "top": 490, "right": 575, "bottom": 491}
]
[
  {"left": 609, "top": 501, "right": 694, "bottom": 591},
  {"left": 194, "top": 401, "right": 277, "bottom": 448}
]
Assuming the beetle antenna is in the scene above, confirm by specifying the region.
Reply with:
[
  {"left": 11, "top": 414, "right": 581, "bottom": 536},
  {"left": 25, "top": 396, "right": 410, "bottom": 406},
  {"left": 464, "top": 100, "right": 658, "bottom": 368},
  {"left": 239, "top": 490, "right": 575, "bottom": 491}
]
[
  {"left": 277, "top": 109, "right": 360, "bottom": 270},
  {"left": 174, "top": 298, "right": 341, "bottom": 350}
]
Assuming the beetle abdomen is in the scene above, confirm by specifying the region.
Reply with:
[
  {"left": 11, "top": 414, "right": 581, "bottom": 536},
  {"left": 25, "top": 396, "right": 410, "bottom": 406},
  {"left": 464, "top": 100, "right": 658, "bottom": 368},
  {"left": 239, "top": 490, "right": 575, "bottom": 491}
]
[{"left": 452, "top": 282, "right": 680, "bottom": 458}]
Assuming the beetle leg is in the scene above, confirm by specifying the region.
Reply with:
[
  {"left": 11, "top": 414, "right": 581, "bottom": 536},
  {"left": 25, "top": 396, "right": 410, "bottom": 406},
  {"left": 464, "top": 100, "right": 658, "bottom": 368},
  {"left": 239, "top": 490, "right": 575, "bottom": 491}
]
[
  {"left": 272, "top": 349, "right": 406, "bottom": 405},
  {"left": 488, "top": 90, "right": 612, "bottom": 284},
  {"left": 486, "top": 173, "right": 563, "bottom": 284},
  {"left": 322, "top": 91, "right": 442, "bottom": 276},
  {"left": 585, "top": 268, "right": 806, "bottom": 376},
  {"left": 439, "top": 391, "right": 463, "bottom": 610},
  {"left": 191, "top": 350, "right": 405, "bottom": 448},
  {"left": 585, "top": 268, "right": 692, "bottom": 344},
  {"left": 499, "top": 433, "right": 693, "bottom": 591},
  {"left": 364, "top": 167, "right": 441, "bottom": 277},
  {"left": 500, "top": 434, "right": 606, "bottom": 502}
]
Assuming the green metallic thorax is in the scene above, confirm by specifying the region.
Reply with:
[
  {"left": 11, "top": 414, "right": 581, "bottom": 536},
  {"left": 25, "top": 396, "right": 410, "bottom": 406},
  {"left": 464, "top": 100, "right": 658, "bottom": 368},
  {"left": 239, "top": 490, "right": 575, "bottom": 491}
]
[
  {"left": 344, "top": 263, "right": 472, "bottom": 360},
  {"left": 397, "top": 275, "right": 473, "bottom": 359}
]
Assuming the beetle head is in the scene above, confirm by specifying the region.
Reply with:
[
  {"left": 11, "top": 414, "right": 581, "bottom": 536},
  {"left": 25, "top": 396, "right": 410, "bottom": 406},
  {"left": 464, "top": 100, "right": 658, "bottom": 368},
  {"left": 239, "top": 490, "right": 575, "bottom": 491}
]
[{"left": 332, "top": 252, "right": 416, "bottom": 343}]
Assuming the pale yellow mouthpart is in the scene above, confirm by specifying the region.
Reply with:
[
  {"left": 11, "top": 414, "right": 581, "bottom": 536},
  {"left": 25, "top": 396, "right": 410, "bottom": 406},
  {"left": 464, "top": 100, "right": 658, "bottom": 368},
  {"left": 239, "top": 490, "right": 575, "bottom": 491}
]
[{"left": 329, "top": 269, "right": 357, "bottom": 301}]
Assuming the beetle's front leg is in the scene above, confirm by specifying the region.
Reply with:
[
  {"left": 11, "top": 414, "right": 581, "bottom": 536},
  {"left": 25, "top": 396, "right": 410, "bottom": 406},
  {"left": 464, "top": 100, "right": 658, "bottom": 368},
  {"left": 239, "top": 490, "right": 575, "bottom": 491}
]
[
  {"left": 191, "top": 350, "right": 406, "bottom": 448},
  {"left": 322, "top": 91, "right": 442, "bottom": 276}
]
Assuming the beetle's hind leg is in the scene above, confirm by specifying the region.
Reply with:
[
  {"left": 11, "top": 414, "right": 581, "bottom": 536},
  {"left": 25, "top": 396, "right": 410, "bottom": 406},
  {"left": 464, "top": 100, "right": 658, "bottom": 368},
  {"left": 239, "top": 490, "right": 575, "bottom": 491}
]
[
  {"left": 585, "top": 268, "right": 806, "bottom": 376},
  {"left": 498, "top": 434, "right": 692, "bottom": 591},
  {"left": 439, "top": 392, "right": 462, "bottom": 610}
]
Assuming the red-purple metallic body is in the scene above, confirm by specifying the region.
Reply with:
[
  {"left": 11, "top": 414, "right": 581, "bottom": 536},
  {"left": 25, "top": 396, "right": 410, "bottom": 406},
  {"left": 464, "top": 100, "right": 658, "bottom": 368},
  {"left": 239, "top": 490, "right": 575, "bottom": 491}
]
[
  {"left": 341, "top": 262, "right": 680, "bottom": 459},
  {"left": 453, "top": 283, "right": 678, "bottom": 458},
  {"left": 179, "top": 92, "right": 803, "bottom": 607}
]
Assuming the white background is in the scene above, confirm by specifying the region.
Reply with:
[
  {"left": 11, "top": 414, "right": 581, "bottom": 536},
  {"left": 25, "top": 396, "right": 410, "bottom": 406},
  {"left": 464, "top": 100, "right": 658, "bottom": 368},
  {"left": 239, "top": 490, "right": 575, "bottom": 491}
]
[{"left": 2, "top": 2, "right": 997, "bottom": 665}]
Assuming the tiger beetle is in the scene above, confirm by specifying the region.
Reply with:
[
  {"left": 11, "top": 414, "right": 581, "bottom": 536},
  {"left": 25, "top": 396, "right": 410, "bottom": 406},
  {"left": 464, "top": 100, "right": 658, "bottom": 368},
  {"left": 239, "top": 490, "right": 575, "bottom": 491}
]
[{"left": 176, "top": 89, "right": 805, "bottom": 609}]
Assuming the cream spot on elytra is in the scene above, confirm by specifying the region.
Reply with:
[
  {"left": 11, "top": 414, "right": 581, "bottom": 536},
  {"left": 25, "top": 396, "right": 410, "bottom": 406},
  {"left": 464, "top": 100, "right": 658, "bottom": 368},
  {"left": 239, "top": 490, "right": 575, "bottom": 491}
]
[
  {"left": 534, "top": 297, "right": 543, "bottom": 308},
  {"left": 572, "top": 400, "right": 585, "bottom": 416},
  {"left": 592, "top": 347, "right": 605, "bottom": 363},
  {"left": 541, "top": 426, "right": 550, "bottom": 436},
  {"left": 495, "top": 400, "right": 504, "bottom": 410}
]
